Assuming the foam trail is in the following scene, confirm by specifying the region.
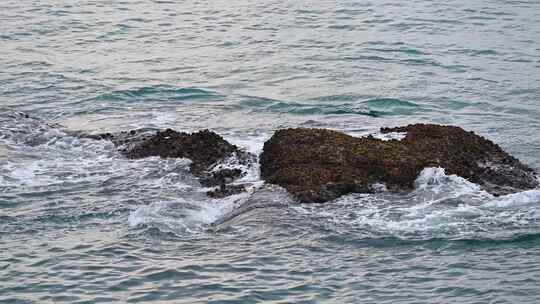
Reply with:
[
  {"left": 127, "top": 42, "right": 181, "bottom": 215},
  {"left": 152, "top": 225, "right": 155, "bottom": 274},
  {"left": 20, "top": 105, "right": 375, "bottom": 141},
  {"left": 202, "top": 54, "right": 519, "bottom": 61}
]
[
  {"left": 128, "top": 190, "right": 260, "bottom": 233},
  {"left": 127, "top": 135, "right": 286, "bottom": 232},
  {"left": 128, "top": 199, "right": 225, "bottom": 233}
]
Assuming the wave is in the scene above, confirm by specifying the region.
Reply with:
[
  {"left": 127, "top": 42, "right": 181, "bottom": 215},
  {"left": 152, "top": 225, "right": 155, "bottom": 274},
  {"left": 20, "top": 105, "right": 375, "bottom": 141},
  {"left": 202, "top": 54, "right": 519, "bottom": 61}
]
[
  {"left": 295, "top": 168, "right": 540, "bottom": 241},
  {"left": 3, "top": 111, "right": 539, "bottom": 242},
  {"left": 86, "top": 86, "right": 223, "bottom": 103},
  {"left": 128, "top": 165, "right": 540, "bottom": 242},
  {"left": 238, "top": 96, "right": 421, "bottom": 117}
]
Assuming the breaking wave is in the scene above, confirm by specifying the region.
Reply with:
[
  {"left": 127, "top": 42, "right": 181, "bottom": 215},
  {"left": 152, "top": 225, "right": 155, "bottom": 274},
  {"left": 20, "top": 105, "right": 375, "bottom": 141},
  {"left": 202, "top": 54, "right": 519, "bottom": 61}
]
[
  {"left": 2, "top": 111, "right": 539, "bottom": 242},
  {"left": 295, "top": 167, "right": 540, "bottom": 241}
]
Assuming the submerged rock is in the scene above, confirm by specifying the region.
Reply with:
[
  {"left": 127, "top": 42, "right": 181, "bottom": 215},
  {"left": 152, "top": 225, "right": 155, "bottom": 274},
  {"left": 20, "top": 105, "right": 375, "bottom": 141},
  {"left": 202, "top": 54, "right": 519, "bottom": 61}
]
[
  {"left": 206, "top": 184, "right": 247, "bottom": 199},
  {"left": 199, "top": 168, "right": 245, "bottom": 187},
  {"left": 77, "top": 128, "right": 157, "bottom": 147},
  {"left": 260, "top": 124, "right": 538, "bottom": 203}
]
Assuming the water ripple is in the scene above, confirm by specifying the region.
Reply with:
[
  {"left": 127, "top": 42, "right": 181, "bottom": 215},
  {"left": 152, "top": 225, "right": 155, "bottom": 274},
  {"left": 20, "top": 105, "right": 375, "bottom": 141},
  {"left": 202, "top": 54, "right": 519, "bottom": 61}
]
[{"left": 2, "top": 0, "right": 540, "bottom": 302}]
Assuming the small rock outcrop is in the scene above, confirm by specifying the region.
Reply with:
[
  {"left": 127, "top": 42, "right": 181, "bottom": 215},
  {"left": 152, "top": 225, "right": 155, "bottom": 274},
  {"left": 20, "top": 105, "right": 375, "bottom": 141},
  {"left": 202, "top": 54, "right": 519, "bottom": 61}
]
[
  {"left": 260, "top": 124, "right": 538, "bottom": 203},
  {"left": 123, "top": 129, "right": 241, "bottom": 176},
  {"left": 85, "top": 128, "right": 253, "bottom": 197}
]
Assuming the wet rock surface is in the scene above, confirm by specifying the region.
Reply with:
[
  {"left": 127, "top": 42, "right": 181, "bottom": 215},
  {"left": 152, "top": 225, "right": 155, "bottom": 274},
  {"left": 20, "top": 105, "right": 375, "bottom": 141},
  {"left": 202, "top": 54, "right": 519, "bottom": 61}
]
[
  {"left": 260, "top": 124, "right": 538, "bottom": 203},
  {"left": 123, "top": 129, "right": 241, "bottom": 176},
  {"left": 84, "top": 128, "right": 254, "bottom": 197},
  {"left": 206, "top": 184, "right": 247, "bottom": 199},
  {"left": 380, "top": 124, "right": 539, "bottom": 195},
  {"left": 199, "top": 169, "right": 245, "bottom": 187}
]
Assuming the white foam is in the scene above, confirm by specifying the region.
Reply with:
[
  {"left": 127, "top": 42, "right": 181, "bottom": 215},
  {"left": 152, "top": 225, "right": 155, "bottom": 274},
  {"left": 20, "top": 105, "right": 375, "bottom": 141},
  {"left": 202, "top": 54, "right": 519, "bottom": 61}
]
[
  {"left": 371, "top": 131, "right": 407, "bottom": 141},
  {"left": 0, "top": 130, "right": 196, "bottom": 192},
  {"left": 414, "top": 167, "right": 449, "bottom": 189},
  {"left": 414, "top": 167, "right": 484, "bottom": 194},
  {"left": 225, "top": 134, "right": 269, "bottom": 155},
  {"left": 216, "top": 134, "right": 269, "bottom": 184},
  {"left": 347, "top": 129, "right": 407, "bottom": 141},
  {"left": 370, "top": 182, "right": 388, "bottom": 192},
  {"left": 128, "top": 199, "right": 224, "bottom": 229},
  {"left": 128, "top": 189, "right": 257, "bottom": 233},
  {"left": 10, "top": 166, "right": 37, "bottom": 182},
  {"left": 294, "top": 167, "right": 539, "bottom": 240},
  {"left": 484, "top": 189, "right": 540, "bottom": 209}
]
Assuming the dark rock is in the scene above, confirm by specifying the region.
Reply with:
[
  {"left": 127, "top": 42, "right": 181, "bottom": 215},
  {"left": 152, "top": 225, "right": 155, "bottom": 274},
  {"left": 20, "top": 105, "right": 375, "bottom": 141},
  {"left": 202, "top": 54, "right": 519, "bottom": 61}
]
[
  {"left": 81, "top": 132, "right": 115, "bottom": 141},
  {"left": 199, "top": 168, "right": 245, "bottom": 187},
  {"left": 83, "top": 128, "right": 254, "bottom": 198},
  {"left": 77, "top": 128, "right": 158, "bottom": 148},
  {"left": 123, "top": 128, "right": 241, "bottom": 176},
  {"left": 260, "top": 124, "right": 538, "bottom": 203},
  {"left": 207, "top": 184, "right": 246, "bottom": 199},
  {"left": 380, "top": 124, "right": 538, "bottom": 194}
]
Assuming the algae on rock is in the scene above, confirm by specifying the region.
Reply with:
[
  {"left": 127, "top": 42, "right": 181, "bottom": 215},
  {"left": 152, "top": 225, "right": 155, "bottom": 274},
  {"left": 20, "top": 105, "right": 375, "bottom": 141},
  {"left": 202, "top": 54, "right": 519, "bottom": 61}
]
[{"left": 260, "top": 124, "right": 538, "bottom": 203}]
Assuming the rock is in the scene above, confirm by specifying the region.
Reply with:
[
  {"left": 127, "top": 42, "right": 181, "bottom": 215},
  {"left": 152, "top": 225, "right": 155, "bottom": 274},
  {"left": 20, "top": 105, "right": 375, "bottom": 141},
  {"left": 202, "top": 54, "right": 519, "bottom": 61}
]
[
  {"left": 123, "top": 128, "right": 242, "bottom": 176},
  {"left": 260, "top": 124, "right": 538, "bottom": 203},
  {"left": 380, "top": 124, "right": 538, "bottom": 195},
  {"left": 207, "top": 184, "right": 246, "bottom": 199},
  {"left": 84, "top": 128, "right": 254, "bottom": 197},
  {"left": 199, "top": 168, "right": 245, "bottom": 187},
  {"left": 76, "top": 128, "right": 158, "bottom": 147}
]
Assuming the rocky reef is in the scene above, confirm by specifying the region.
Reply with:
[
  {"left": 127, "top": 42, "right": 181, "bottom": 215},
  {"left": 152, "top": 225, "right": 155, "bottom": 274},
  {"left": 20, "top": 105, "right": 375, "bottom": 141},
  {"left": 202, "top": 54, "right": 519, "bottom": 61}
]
[
  {"left": 260, "top": 124, "right": 538, "bottom": 203},
  {"left": 82, "top": 123, "right": 538, "bottom": 203},
  {"left": 85, "top": 128, "right": 254, "bottom": 198}
]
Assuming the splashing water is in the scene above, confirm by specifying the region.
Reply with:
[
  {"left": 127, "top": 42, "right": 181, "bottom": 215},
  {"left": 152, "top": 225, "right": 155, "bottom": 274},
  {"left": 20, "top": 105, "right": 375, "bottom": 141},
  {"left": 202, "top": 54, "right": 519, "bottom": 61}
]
[
  {"left": 294, "top": 167, "right": 540, "bottom": 241},
  {"left": 2, "top": 0, "right": 540, "bottom": 300}
]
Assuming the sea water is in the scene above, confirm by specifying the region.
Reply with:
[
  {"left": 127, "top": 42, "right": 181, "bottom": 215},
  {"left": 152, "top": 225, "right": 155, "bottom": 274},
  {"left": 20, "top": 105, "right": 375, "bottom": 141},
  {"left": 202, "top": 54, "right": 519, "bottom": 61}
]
[{"left": 1, "top": 0, "right": 540, "bottom": 303}]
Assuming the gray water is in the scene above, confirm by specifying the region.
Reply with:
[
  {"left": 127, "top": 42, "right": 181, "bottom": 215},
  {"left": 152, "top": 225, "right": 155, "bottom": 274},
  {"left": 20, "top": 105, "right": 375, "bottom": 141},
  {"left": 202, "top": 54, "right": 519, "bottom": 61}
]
[{"left": 2, "top": 0, "right": 540, "bottom": 303}]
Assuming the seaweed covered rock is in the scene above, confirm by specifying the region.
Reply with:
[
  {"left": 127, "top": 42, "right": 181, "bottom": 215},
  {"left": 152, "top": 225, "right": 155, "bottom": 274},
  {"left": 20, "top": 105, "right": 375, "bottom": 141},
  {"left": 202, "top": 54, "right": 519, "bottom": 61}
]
[
  {"left": 84, "top": 128, "right": 254, "bottom": 197},
  {"left": 380, "top": 124, "right": 538, "bottom": 194},
  {"left": 123, "top": 129, "right": 242, "bottom": 176},
  {"left": 260, "top": 124, "right": 538, "bottom": 203}
]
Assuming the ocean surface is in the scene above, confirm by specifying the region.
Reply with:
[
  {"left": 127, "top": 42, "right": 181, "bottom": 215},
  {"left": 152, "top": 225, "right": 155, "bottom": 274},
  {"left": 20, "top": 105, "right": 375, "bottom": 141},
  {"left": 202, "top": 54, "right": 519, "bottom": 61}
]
[{"left": 2, "top": 0, "right": 540, "bottom": 303}]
